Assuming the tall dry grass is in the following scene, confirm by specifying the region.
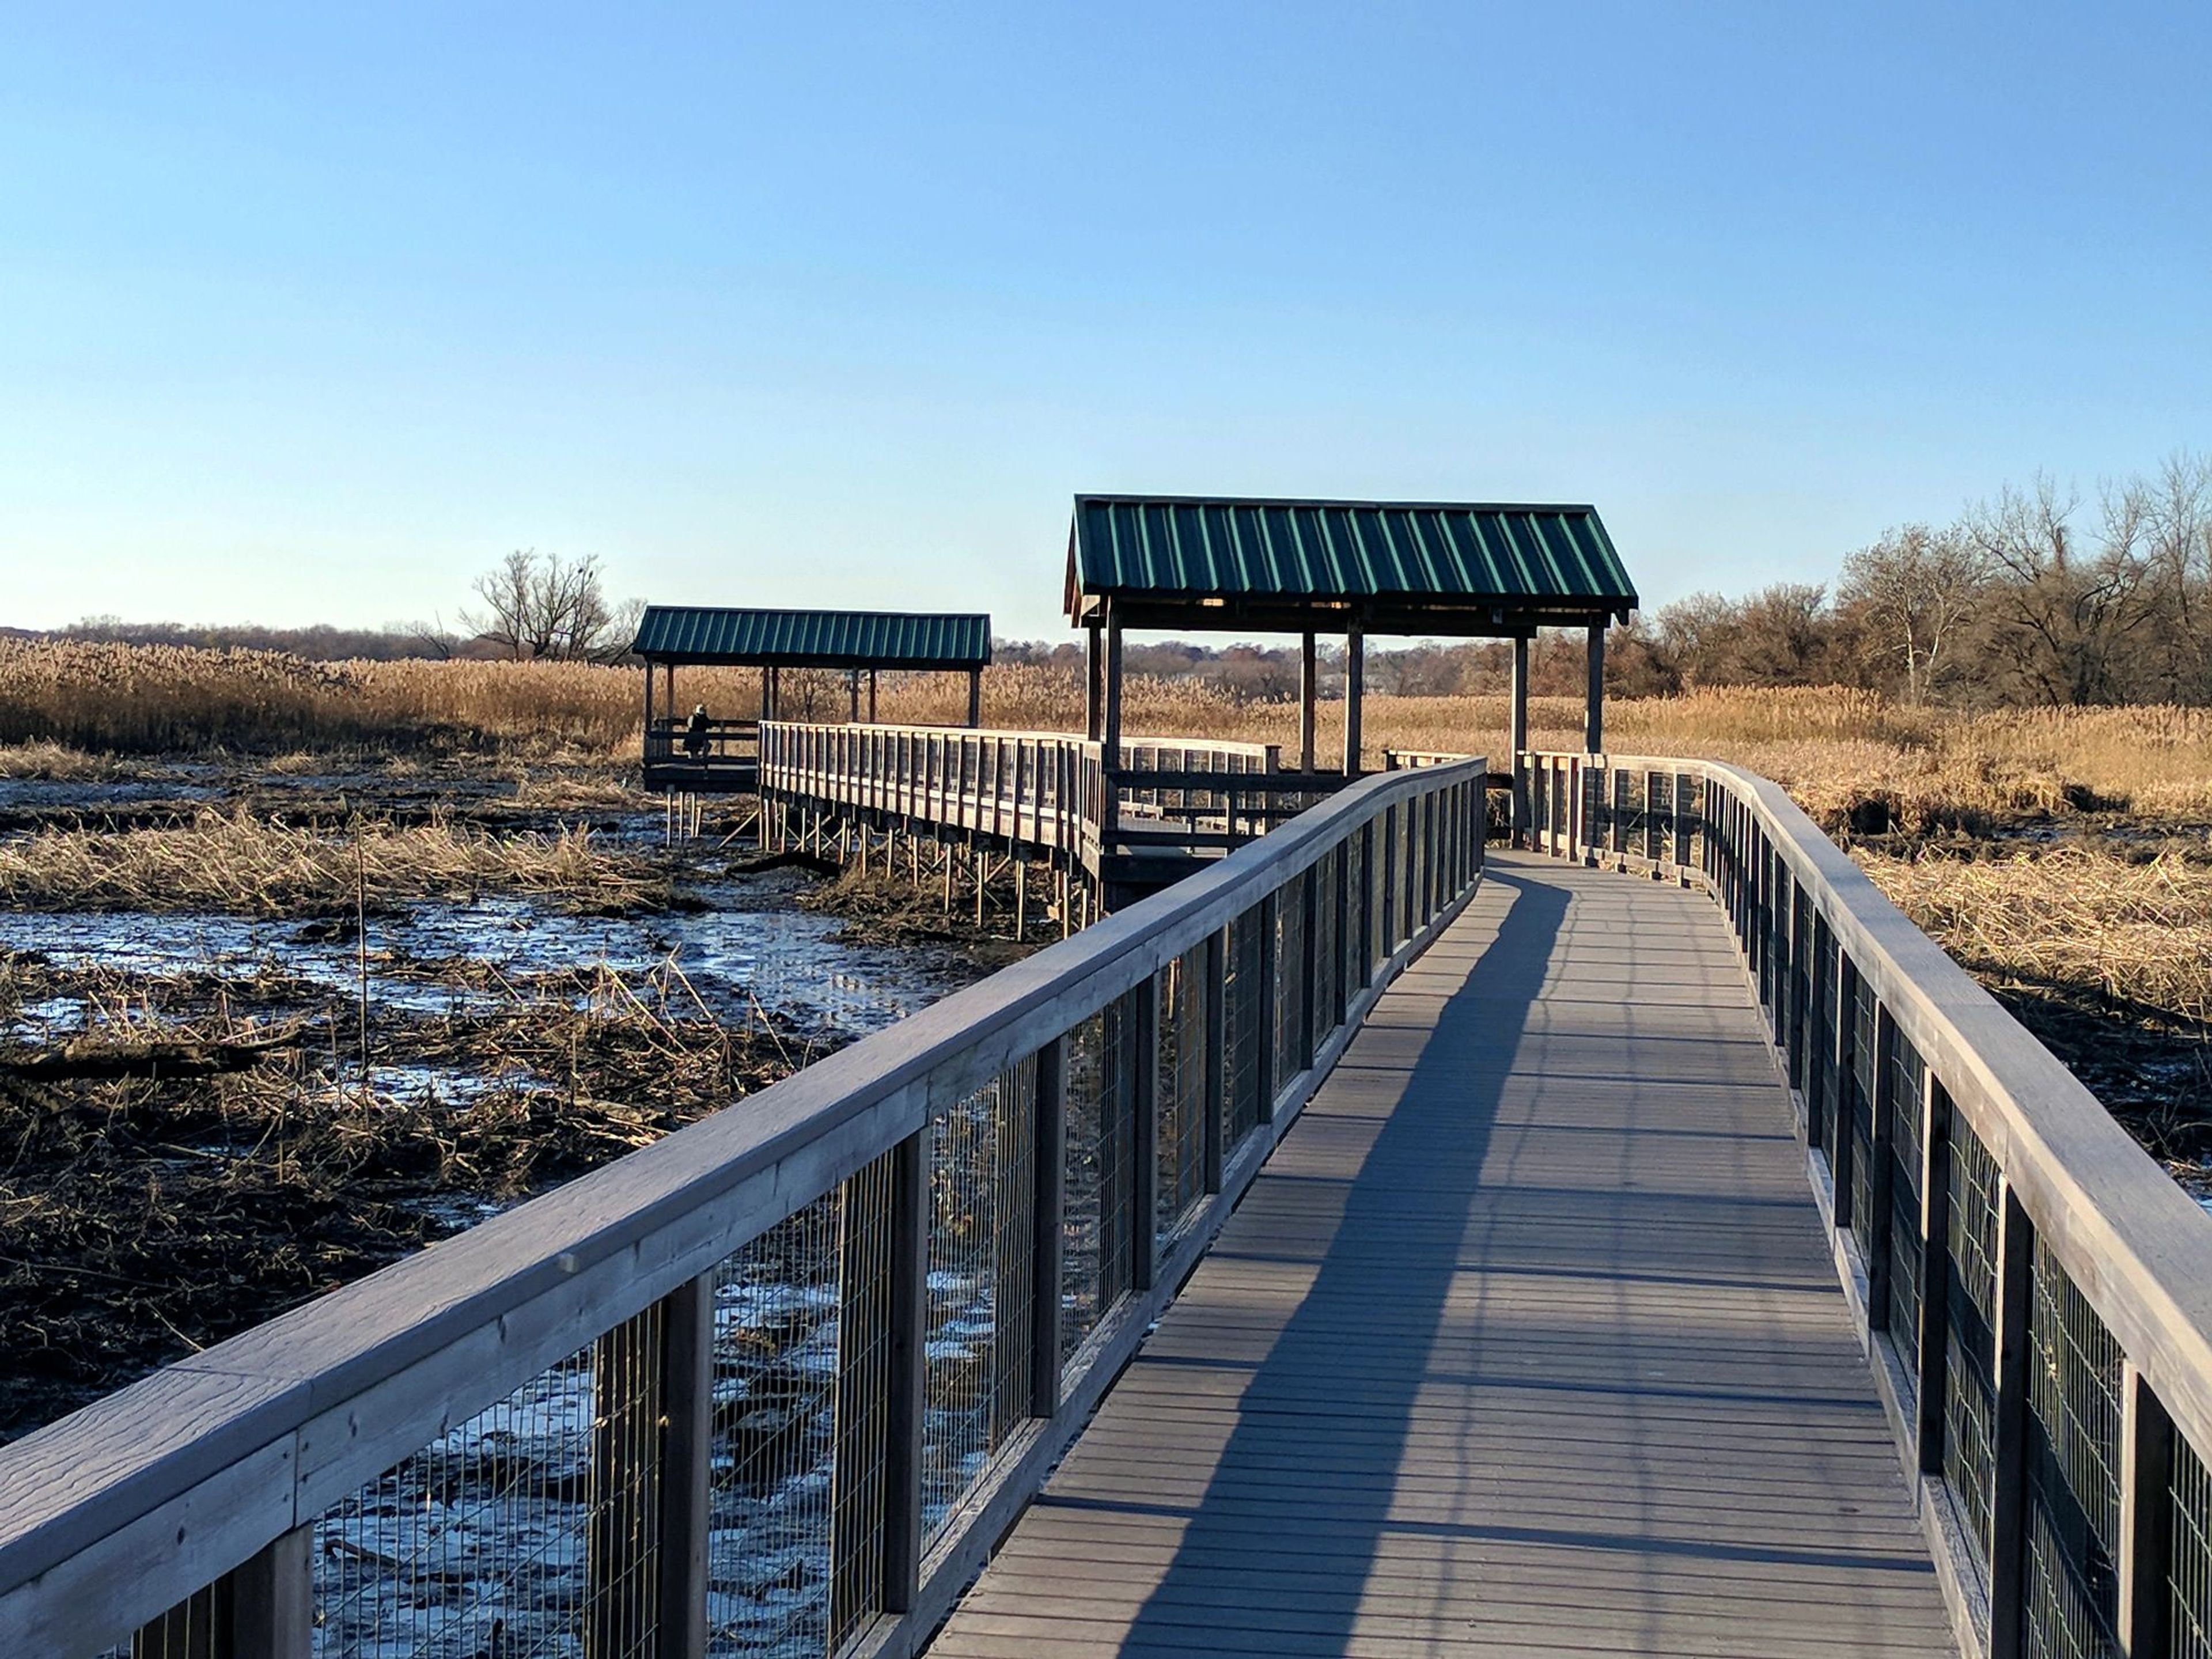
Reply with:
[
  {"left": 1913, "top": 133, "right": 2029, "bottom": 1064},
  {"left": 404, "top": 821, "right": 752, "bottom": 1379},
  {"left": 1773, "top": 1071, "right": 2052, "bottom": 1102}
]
[
  {"left": 7, "top": 642, "right": 2211, "bottom": 833},
  {"left": 0, "top": 811, "right": 665, "bottom": 915}
]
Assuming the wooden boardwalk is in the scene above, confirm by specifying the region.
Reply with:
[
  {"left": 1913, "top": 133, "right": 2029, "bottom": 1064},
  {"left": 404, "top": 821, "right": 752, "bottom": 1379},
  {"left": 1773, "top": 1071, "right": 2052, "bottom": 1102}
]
[{"left": 928, "top": 853, "right": 1956, "bottom": 1658}]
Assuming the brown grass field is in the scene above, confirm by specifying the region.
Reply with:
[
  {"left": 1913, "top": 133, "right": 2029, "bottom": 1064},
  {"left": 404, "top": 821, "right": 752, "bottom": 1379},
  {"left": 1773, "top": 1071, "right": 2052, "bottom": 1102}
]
[{"left": 3, "top": 638, "right": 2209, "bottom": 1158}]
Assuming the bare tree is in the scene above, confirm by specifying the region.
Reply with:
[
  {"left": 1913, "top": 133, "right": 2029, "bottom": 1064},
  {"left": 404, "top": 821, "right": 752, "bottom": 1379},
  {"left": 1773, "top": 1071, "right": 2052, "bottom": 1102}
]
[
  {"left": 1966, "top": 479, "right": 2154, "bottom": 706},
  {"left": 460, "top": 550, "right": 642, "bottom": 662},
  {"left": 1838, "top": 525, "right": 1987, "bottom": 704}
]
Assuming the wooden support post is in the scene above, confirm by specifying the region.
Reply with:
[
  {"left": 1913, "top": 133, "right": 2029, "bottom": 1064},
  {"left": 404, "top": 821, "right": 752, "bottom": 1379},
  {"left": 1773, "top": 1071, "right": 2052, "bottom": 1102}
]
[
  {"left": 2119, "top": 1362, "right": 2176, "bottom": 1657},
  {"left": 882, "top": 1128, "right": 929, "bottom": 1613},
  {"left": 1101, "top": 604, "right": 1124, "bottom": 843},
  {"left": 1585, "top": 619, "right": 1605, "bottom": 755},
  {"left": 868, "top": 667, "right": 877, "bottom": 722},
  {"left": 656, "top": 1275, "right": 714, "bottom": 1659},
  {"left": 760, "top": 664, "right": 772, "bottom": 721},
  {"left": 228, "top": 1527, "right": 313, "bottom": 1657},
  {"left": 1988, "top": 1183, "right": 2035, "bottom": 1659},
  {"left": 1084, "top": 618, "right": 1104, "bottom": 741},
  {"left": 1916, "top": 1083, "right": 1953, "bottom": 1476},
  {"left": 1014, "top": 850, "right": 1028, "bottom": 937},
  {"left": 1298, "top": 630, "right": 1317, "bottom": 774},
  {"left": 1131, "top": 975, "right": 1160, "bottom": 1293},
  {"left": 1202, "top": 927, "right": 1226, "bottom": 1194},
  {"left": 1343, "top": 620, "right": 1365, "bottom": 779},
  {"left": 643, "top": 660, "right": 656, "bottom": 760},
  {"left": 1510, "top": 634, "right": 1531, "bottom": 843},
  {"left": 966, "top": 666, "right": 982, "bottom": 728},
  {"left": 1032, "top": 1035, "right": 1067, "bottom": 1412}
]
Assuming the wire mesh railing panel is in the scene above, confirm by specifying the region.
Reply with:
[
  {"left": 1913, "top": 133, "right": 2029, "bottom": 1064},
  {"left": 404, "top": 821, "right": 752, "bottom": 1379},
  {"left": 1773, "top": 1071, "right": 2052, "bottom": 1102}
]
[
  {"left": 2022, "top": 1238, "right": 2124, "bottom": 1659},
  {"left": 1944, "top": 1106, "right": 2003, "bottom": 1584},
  {"left": 1062, "top": 999, "right": 1135, "bottom": 1384},
  {"left": 1157, "top": 948, "right": 1209, "bottom": 1249},
  {"left": 1809, "top": 918, "right": 1837, "bottom": 1157},
  {"left": 1222, "top": 908, "right": 1266, "bottom": 1148},
  {"left": 1648, "top": 770, "right": 1673, "bottom": 861},
  {"left": 130, "top": 1587, "right": 222, "bottom": 1658},
  {"left": 1271, "top": 874, "right": 1307, "bottom": 1097},
  {"left": 2175, "top": 1431, "right": 2212, "bottom": 1659},
  {"left": 1343, "top": 832, "right": 1367, "bottom": 994},
  {"left": 1887, "top": 1033, "right": 1927, "bottom": 1387},
  {"left": 923, "top": 1058, "right": 1037, "bottom": 1546},
  {"left": 1847, "top": 967, "right": 1878, "bottom": 1251},
  {"left": 1312, "top": 847, "right": 1340, "bottom": 1044},
  {"left": 698, "top": 1179, "right": 868, "bottom": 1658},
  {"left": 312, "top": 1305, "right": 664, "bottom": 1659},
  {"left": 1786, "top": 884, "right": 1812, "bottom": 1092}
]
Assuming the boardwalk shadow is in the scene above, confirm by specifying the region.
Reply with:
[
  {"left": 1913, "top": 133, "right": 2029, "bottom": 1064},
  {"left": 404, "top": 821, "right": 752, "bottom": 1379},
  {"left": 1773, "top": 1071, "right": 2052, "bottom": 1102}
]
[{"left": 1107, "top": 865, "right": 1569, "bottom": 1653}]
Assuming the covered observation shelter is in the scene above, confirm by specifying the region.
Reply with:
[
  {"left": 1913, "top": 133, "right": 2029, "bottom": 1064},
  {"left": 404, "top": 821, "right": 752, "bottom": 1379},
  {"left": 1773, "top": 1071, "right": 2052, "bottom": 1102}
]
[
  {"left": 631, "top": 604, "right": 993, "bottom": 791},
  {"left": 1065, "top": 494, "right": 1637, "bottom": 795}
]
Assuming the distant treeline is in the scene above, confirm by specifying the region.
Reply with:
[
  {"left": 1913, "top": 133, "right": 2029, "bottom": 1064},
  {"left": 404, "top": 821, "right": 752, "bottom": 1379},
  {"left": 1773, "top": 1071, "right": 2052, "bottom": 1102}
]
[{"left": 26, "top": 453, "right": 2210, "bottom": 708}]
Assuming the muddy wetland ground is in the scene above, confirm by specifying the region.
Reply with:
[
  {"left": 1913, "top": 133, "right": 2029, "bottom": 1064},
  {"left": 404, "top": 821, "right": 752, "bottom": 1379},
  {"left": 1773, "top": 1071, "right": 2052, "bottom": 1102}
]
[{"left": 0, "top": 753, "right": 1028, "bottom": 1446}]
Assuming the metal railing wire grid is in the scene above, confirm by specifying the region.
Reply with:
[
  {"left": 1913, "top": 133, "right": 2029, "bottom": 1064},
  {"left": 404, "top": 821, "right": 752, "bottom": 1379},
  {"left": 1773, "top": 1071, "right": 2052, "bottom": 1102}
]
[
  {"left": 701, "top": 1175, "right": 876, "bottom": 1659},
  {"left": 1648, "top": 771, "right": 1672, "bottom": 862},
  {"left": 310, "top": 1306, "right": 664, "bottom": 1659},
  {"left": 1788, "top": 884, "right": 1812, "bottom": 1094},
  {"left": 1887, "top": 1035, "right": 1927, "bottom": 1390},
  {"left": 1944, "top": 1111, "right": 2004, "bottom": 1583},
  {"left": 1313, "top": 847, "right": 1340, "bottom": 1037},
  {"left": 1222, "top": 908, "right": 1266, "bottom": 1147},
  {"left": 2022, "top": 1238, "right": 2124, "bottom": 1659},
  {"left": 1342, "top": 832, "right": 1367, "bottom": 994},
  {"left": 1272, "top": 873, "right": 1308, "bottom": 1094},
  {"left": 1156, "top": 948, "right": 1209, "bottom": 1249},
  {"left": 2173, "top": 1431, "right": 2212, "bottom": 1658},
  {"left": 1809, "top": 919, "right": 1837, "bottom": 1158},
  {"left": 129, "top": 1585, "right": 221, "bottom": 1658},
  {"left": 923, "top": 1059, "right": 1037, "bottom": 1546},
  {"left": 1847, "top": 968, "right": 1879, "bottom": 1251},
  {"left": 1061, "top": 1000, "right": 1135, "bottom": 1381}
]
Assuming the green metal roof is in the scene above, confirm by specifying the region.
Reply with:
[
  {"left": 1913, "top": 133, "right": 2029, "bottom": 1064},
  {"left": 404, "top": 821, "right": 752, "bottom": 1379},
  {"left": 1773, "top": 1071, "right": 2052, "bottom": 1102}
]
[
  {"left": 1066, "top": 495, "right": 1636, "bottom": 629},
  {"left": 632, "top": 606, "right": 992, "bottom": 669}
]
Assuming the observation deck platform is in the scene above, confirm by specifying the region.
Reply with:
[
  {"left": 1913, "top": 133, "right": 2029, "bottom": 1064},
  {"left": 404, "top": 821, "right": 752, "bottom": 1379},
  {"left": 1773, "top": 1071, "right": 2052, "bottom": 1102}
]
[{"left": 930, "top": 853, "right": 1953, "bottom": 1657}]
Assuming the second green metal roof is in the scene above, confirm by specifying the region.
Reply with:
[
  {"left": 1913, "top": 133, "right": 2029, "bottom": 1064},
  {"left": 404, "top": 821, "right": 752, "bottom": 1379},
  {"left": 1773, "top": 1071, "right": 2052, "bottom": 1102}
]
[
  {"left": 1066, "top": 495, "right": 1635, "bottom": 626},
  {"left": 632, "top": 606, "right": 993, "bottom": 669}
]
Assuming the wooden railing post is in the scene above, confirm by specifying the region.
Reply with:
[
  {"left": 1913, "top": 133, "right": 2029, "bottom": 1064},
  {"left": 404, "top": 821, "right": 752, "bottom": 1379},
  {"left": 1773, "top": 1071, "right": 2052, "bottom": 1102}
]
[
  {"left": 1915, "top": 1078, "right": 1952, "bottom": 1476},
  {"left": 229, "top": 1527, "right": 313, "bottom": 1657},
  {"left": 2119, "top": 1363, "right": 2175, "bottom": 1656},
  {"left": 656, "top": 1274, "right": 714, "bottom": 1659},
  {"left": 883, "top": 1127, "right": 930, "bottom": 1614},
  {"left": 1988, "top": 1183, "right": 2035, "bottom": 1659},
  {"left": 1032, "top": 1036, "right": 1067, "bottom": 1414}
]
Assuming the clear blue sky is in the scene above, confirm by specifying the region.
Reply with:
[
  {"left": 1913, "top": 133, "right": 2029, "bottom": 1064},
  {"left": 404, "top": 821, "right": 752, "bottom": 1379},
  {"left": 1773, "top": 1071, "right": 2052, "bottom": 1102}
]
[{"left": 3, "top": 3, "right": 2207, "bottom": 639}]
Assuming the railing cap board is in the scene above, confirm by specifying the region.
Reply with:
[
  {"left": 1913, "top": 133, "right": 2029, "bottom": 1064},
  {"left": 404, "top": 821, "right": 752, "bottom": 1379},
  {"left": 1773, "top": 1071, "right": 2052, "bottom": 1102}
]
[
  {"left": 0, "top": 755, "right": 1484, "bottom": 1617},
  {"left": 1527, "top": 746, "right": 2212, "bottom": 1465}
]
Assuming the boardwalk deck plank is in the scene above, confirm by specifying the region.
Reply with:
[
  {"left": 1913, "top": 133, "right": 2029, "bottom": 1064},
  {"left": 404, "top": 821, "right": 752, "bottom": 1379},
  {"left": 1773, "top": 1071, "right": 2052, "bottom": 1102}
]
[{"left": 926, "top": 853, "right": 1954, "bottom": 1657}]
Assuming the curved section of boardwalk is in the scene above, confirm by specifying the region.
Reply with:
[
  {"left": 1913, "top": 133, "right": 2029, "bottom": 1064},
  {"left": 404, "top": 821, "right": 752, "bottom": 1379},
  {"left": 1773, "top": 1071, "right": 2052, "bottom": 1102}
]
[{"left": 927, "top": 853, "right": 1955, "bottom": 1657}]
